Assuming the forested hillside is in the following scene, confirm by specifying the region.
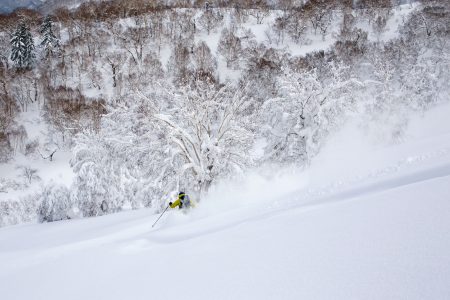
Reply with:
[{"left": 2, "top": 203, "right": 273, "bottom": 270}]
[{"left": 0, "top": 0, "right": 449, "bottom": 226}]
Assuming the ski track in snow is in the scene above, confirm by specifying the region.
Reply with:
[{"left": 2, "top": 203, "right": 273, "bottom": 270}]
[{"left": 144, "top": 151, "right": 450, "bottom": 246}]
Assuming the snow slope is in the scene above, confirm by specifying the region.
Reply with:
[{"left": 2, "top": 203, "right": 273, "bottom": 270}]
[{"left": 0, "top": 103, "right": 450, "bottom": 299}]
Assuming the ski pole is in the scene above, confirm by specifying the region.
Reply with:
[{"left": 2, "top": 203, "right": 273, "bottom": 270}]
[{"left": 152, "top": 204, "right": 170, "bottom": 228}]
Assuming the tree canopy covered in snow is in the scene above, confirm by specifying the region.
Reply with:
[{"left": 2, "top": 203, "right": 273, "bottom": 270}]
[{"left": 10, "top": 22, "right": 35, "bottom": 69}]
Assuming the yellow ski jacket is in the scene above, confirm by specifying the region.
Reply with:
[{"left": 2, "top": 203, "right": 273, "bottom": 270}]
[{"left": 170, "top": 194, "right": 195, "bottom": 209}]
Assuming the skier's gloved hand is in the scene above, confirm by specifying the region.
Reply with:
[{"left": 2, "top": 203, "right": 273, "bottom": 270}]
[{"left": 169, "top": 202, "right": 173, "bottom": 206}]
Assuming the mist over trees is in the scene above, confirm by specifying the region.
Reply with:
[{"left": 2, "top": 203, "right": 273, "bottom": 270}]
[{"left": 0, "top": 0, "right": 449, "bottom": 225}]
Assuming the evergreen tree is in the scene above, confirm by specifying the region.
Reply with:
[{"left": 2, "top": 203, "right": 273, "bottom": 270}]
[
  {"left": 10, "top": 22, "right": 35, "bottom": 69},
  {"left": 40, "top": 16, "right": 60, "bottom": 59}
]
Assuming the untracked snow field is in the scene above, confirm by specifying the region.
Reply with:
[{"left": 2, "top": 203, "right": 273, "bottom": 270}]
[{"left": 1, "top": 103, "right": 450, "bottom": 299}]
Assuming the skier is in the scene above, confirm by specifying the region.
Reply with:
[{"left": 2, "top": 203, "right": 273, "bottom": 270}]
[
  {"left": 169, "top": 192, "right": 195, "bottom": 210},
  {"left": 152, "top": 192, "right": 196, "bottom": 227}
]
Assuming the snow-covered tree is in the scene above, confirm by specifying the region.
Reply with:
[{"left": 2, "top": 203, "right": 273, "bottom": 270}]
[
  {"left": 71, "top": 84, "right": 173, "bottom": 215},
  {"left": 38, "top": 184, "right": 72, "bottom": 222},
  {"left": 71, "top": 128, "right": 125, "bottom": 217},
  {"left": 243, "top": 46, "right": 283, "bottom": 103},
  {"left": 261, "top": 65, "right": 361, "bottom": 164},
  {"left": 198, "top": 9, "right": 224, "bottom": 35},
  {"left": 71, "top": 79, "right": 258, "bottom": 213},
  {"left": 40, "top": 16, "right": 60, "bottom": 60},
  {"left": 151, "top": 80, "right": 257, "bottom": 196},
  {"left": 190, "top": 41, "right": 217, "bottom": 82},
  {"left": 10, "top": 22, "right": 35, "bottom": 70},
  {"left": 167, "top": 42, "right": 193, "bottom": 85},
  {"left": 217, "top": 27, "right": 243, "bottom": 69}
]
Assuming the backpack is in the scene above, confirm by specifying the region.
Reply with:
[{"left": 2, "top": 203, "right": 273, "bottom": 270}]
[{"left": 180, "top": 194, "right": 191, "bottom": 208}]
